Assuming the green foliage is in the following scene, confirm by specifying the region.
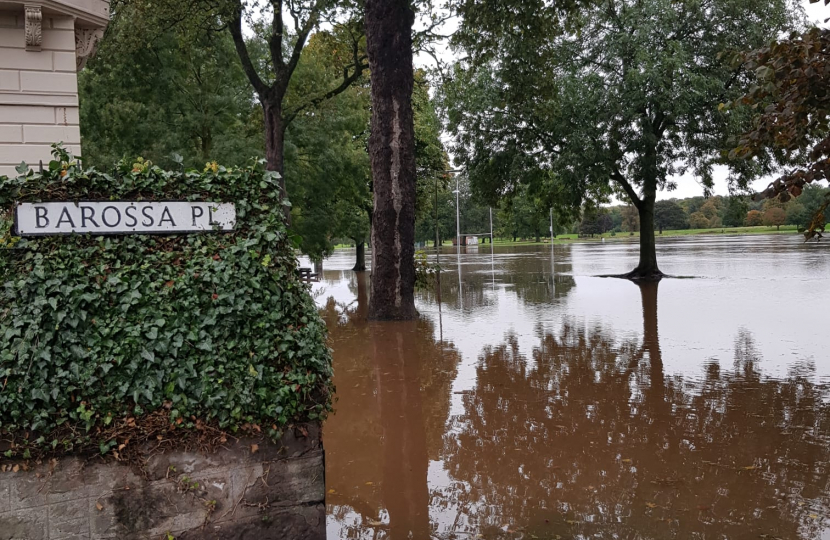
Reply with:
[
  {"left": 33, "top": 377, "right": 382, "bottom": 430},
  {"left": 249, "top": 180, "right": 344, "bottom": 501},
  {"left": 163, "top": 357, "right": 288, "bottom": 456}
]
[
  {"left": 413, "top": 72, "right": 450, "bottom": 218},
  {"left": 0, "top": 147, "right": 332, "bottom": 456},
  {"left": 579, "top": 207, "right": 613, "bottom": 237},
  {"left": 653, "top": 200, "right": 688, "bottom": 231},
  {"left": 284, "top": 34, "right": 371, "bottom": 261},
  {"left": 723, "top": 196, "right": 749, "bottom": 228},
  {"left": 414, "top": 250, "right": 440, "bottom": 290},
  {"left": 79, "top": 18, "right": 261, "bottom": 169}
]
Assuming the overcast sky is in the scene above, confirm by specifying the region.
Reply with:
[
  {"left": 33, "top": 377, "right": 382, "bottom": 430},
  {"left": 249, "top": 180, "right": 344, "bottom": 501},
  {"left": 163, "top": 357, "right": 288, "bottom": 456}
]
[{"left": 416, "top": 0, "right": 829, "bottom": 201}]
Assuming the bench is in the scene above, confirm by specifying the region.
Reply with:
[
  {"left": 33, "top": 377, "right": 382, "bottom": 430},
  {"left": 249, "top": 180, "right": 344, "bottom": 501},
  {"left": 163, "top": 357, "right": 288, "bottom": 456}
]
[{"left": 299, "top": 267, "right": 319, "bottom": 283}]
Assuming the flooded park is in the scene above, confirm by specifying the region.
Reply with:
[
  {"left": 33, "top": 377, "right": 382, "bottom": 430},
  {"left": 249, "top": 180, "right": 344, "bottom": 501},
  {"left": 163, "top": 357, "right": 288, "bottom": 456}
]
[{"left": 315, "top": 235, "right": 830, "bottom": 539}]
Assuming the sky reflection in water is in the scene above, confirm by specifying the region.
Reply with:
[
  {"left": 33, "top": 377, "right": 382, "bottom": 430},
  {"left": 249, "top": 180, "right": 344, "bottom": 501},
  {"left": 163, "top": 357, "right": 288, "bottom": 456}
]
[{"left": 311, "top": 235, "right": 830, "bottom": 539}]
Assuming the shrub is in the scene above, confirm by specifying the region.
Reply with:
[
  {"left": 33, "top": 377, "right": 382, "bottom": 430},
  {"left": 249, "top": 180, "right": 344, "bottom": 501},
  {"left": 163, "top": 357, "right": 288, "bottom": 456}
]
[{"left": 0, "top": 146, "right": 332, "bottom": 457}]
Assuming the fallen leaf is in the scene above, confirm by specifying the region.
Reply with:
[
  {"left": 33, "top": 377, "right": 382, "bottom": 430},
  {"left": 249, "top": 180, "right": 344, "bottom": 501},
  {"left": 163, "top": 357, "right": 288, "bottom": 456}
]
[
  {"left": 328, "top": 489, "right": 335, "bottom": 494},
  {"left": 367, "top": 519, "right": 383, "bottom": 526},
  {"left": 96, "top": 502, "right": 103, "bottom": 511},
  {"left": 810, "top": 513, "right": 819, "bottom": 519},
  {"left": 365, "top": 481, "right": 373, "bottom": 486},
  {"left": 741, "top": 465, "right": 758, "bottom": 471},
  {"left": 250, "top": 444, "right": 259, "bottom": 454},
  {"left": 622, "top": 458, "right": 632, "bottom": 463},
  {"left": 646, "top": 502, "right": 658, "bottom": 508},
  {"left": 12, "top": 465, "right": 19, "bottom": 473}
]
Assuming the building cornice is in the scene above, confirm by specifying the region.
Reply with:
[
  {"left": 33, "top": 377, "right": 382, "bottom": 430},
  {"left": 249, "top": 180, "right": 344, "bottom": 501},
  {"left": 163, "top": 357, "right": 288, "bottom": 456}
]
[{"left": 0, "top": 0, "right": 109, "bottom": 28}]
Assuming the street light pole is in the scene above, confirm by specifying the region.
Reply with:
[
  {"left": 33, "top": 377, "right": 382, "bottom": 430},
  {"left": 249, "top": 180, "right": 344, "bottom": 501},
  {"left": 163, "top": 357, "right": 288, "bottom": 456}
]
[
  {"left": 550, "top": 207, "right": 554, "bottom": 243},
  {"left": 454, "top": 174, "right": 460, "bottom": 247}
]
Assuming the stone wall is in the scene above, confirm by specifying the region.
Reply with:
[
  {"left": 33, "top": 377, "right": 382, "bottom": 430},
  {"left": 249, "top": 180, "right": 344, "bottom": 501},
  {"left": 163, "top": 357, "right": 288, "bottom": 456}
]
[
  {"left": 0, "top": 427, "right": 325, "bottom": 540},
  {"left": 0, "top": 10, "right": 82, "bottom": 178}
]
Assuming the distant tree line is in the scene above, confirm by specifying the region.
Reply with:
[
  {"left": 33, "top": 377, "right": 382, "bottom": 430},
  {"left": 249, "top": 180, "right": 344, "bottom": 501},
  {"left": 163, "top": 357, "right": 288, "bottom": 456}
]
[
  {"left": 602, "top": 185, "right": 830, "bottom": 234},
  {"left": 405, "top": 182, "right": 830, "bottom": 244}
]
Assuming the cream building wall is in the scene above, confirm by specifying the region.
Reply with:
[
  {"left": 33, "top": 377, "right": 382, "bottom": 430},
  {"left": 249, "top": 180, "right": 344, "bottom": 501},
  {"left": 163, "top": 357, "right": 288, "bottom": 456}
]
[{"left": 0, "top": 0, "right": 107, "bottom": 178}]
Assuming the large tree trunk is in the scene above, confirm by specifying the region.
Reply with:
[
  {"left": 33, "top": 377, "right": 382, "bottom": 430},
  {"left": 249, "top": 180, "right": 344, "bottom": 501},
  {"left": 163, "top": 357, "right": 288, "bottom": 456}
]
[
  {"left": 353, "top": 239, "right": 366, "bottom": 271},
  {"left": 365, "top": 0, "right": 417, "bottom": 321},
  {"left": 262, "top": 99, "right": 290, "bottom": 222},
  {"left": 625, "top": 194, "right": 663, "bottom": 280}
]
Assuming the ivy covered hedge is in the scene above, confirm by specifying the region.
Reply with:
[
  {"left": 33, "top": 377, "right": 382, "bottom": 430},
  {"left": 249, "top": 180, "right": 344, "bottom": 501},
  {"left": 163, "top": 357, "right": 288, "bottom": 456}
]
[{"left": 0, "top": 147, "right": 332, "bottom": 457}]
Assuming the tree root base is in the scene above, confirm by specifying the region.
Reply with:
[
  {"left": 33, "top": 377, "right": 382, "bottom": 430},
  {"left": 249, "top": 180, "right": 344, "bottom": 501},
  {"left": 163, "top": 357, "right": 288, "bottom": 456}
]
[{"left": 600, "top": 269, "right": 666, "bottom": 281}]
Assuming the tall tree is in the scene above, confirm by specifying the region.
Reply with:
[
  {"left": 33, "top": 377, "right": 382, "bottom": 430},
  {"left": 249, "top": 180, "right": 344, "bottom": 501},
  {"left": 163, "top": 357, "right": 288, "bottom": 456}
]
[
  {"left": 282, "top": 33, "right": 372, "bottom": 264},
  {"left": 653, "top": 200, "right": 688, "bottom": 232},
  {"left": 112, "top": 0, "right": 369, "bottom": 215},
  {"left": 444, "top": 0, "right": 798, "bottom": 279},
  {"left": 723, "top": 195, "right": 749, "bottom": 227},
  {"left": 365, "top": 0, "right": 418, "bottom": 320}
]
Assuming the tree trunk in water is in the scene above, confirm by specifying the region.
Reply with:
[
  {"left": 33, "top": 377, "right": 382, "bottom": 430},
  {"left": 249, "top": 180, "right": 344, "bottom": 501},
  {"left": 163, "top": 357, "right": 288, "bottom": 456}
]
[
  {"left": 625, "top": 195, "right": 663, "bottom": 280},
  {"left": 366, "top": 0, "right": 417, "bottom": 321},
  {"left": 313, "top": 259, "right": 323, "bottom": 275},
  {"left": 262, "top": 99, "right": 290, "bottom": 223},
  {"left": 353, "top": 239, "right": 366, "bottom": 271}
]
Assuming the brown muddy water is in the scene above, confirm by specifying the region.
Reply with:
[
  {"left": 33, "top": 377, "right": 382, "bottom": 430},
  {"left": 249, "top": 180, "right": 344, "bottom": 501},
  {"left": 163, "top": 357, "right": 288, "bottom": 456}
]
[{"left": 306, "top": 235, "right": 830, "bottom": 539}]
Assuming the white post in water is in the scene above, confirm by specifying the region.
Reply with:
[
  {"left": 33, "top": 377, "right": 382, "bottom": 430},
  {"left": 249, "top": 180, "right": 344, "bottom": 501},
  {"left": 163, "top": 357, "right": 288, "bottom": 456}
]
[
  {"left": 454, "top": 174, "right": 460, "bottom": 246},
  {"left": 490, "top": 206, "right": 496, "bottom": 290},
  {"left": 550, "top": 207, "right": 554, "bottom": 243},
  {"left": 489, "top": 207, "right": 494, "bottom": 246}
]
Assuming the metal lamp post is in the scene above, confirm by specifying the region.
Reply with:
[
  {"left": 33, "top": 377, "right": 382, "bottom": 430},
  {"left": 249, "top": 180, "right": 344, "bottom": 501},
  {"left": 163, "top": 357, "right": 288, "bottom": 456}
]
[{"left": 452, "top": 173, "right": 460, "bottom": 247}]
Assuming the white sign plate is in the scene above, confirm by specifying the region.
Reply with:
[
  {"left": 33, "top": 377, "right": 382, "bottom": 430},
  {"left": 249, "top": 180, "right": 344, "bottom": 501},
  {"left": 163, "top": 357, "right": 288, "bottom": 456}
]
[{"left": 14, "top": 201, "right": 236, "bottom": 236}]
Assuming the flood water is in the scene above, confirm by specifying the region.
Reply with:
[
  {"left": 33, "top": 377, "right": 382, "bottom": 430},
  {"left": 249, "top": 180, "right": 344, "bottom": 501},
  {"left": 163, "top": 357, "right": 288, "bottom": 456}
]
[{"left": 312, "top": 235, "right": 830, "bottom": 539}]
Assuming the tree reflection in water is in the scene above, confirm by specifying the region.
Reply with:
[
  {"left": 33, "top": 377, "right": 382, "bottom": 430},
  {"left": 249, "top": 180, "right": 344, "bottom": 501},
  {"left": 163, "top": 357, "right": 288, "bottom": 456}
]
[
  {"left": 323, "top": 275, "right": 830, "bottom": 539},
  {"left": 322, "top": 271, "right": 462, "bottom": 538},
  {"left": 445, "top": 282, "right": 830, "bottom": 539}
]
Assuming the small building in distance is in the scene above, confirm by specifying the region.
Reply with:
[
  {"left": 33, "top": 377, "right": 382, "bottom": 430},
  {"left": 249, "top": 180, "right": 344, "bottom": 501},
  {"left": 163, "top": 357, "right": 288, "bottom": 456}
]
[{"left": 0, "top": 0, "right": 108, "bottom": 177}]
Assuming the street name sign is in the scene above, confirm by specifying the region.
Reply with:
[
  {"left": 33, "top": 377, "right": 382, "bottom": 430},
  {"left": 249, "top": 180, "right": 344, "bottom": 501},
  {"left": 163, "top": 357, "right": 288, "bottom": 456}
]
[{"left": 14, "top": 201, "right": 236, "bottom": 236}]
